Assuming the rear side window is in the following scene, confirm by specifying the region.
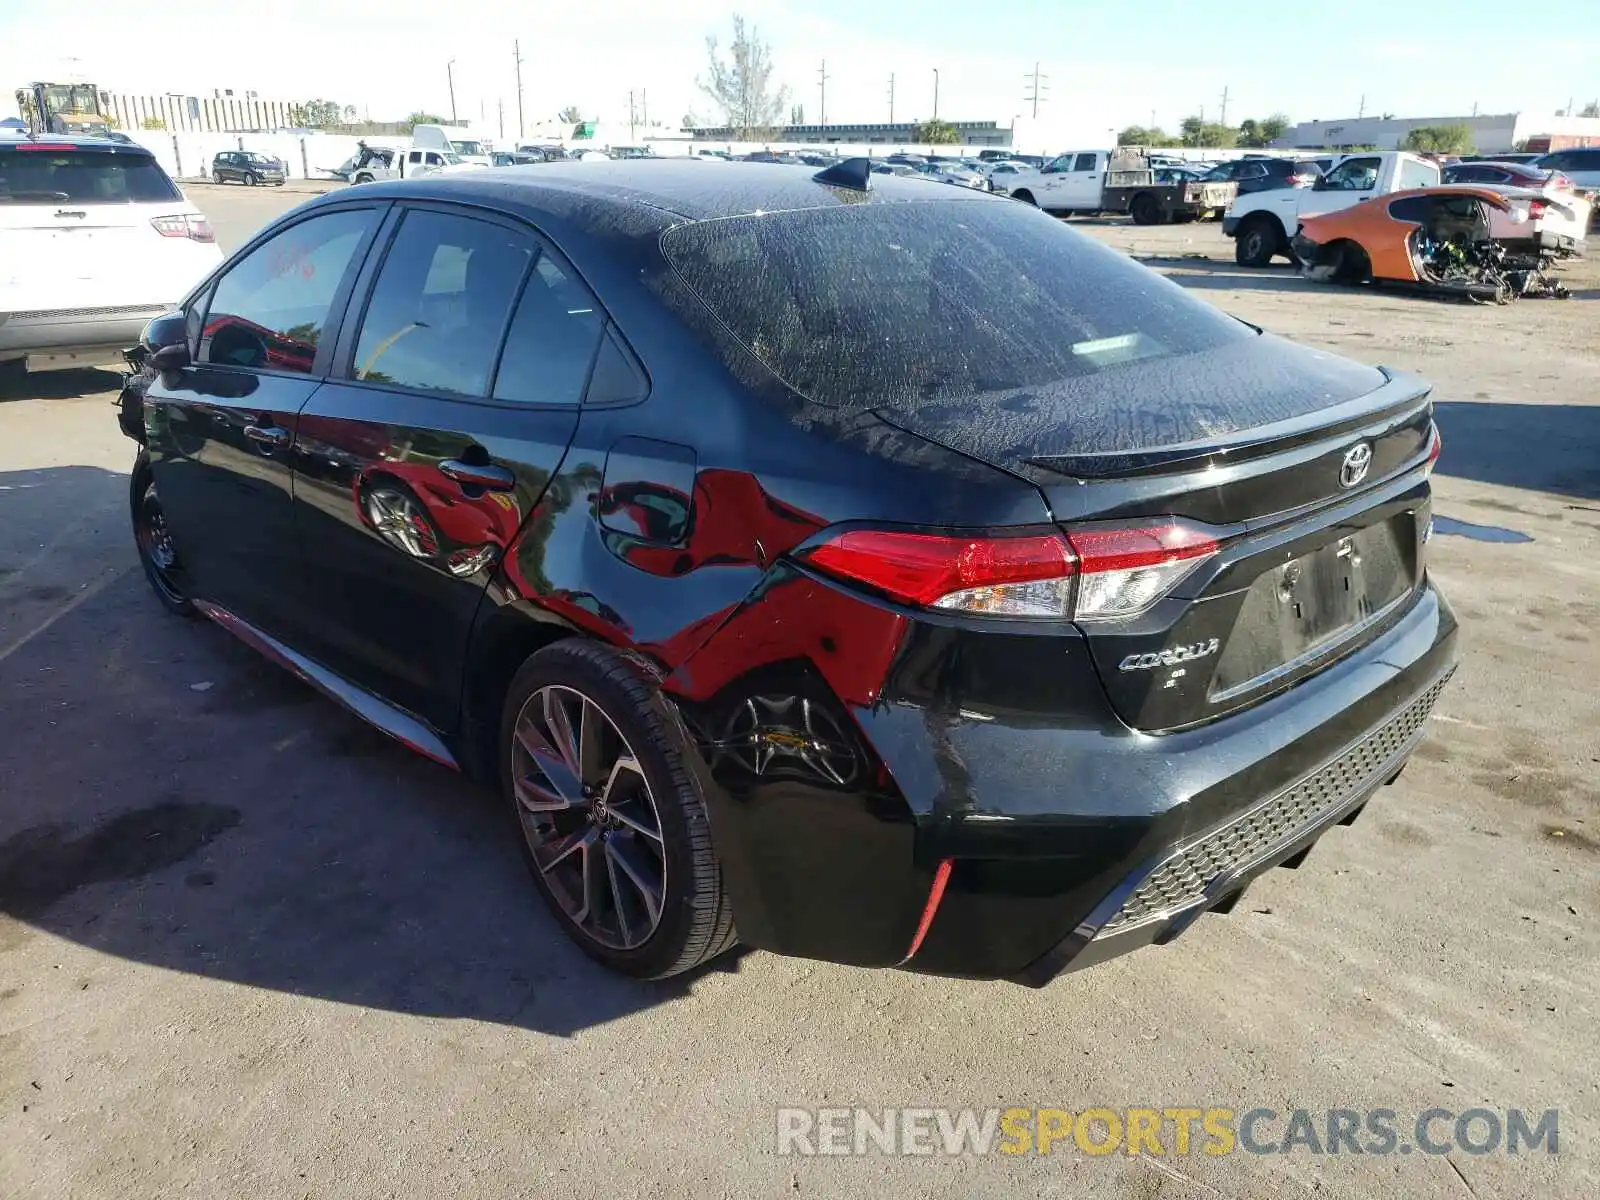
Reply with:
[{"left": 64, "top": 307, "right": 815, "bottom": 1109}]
[
  {"left": 0, "top": 148, "right": 181, "bottom": 203},
  {"left": 353, "top": 209, "right": 532, "bottom": 397},
  {"left": 201, "top": 208, "right": 377, "bottom": 373},
  {"left": 1072, "top": 153, "right": 1098, "bottom": 171},
  {"left": 493, "top": 255, "right": 606, "bottom": 405},
  {"left": 663, "top": 200, "right": 1253, "bottom": 410},
  {"left": 1398, "top": 157, "right": 1440, "bottom": 190}
]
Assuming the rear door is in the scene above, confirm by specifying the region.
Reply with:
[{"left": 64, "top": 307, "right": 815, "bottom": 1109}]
[
  {"left": 144, "top": 203, "right": 386, "bottom": 637},
  {"left": 290, "top": 203, "right": 603, "bottom": 730}
]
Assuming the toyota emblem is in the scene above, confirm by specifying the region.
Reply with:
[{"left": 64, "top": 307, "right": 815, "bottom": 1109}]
[{"left": 1339, "top": 442, "right": 1373, "bottom": 489}]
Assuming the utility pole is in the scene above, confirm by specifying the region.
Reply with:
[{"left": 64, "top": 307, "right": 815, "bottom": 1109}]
[
  {"left": 642, "top": 88, "right": 648, "bottom": 129},
  {"left": 1218, "top": 84, "right": 1229, "bottom": 128},
  {"left": 498, "top": 97, "right": 504, "bottom": 139},
  {"left": 447, "top": 59, "right": 458, "bottom": 122},
  {"left": 514, "top": 41, "right": 525, "bottom": 140},
  {"left": 1358, "top": 93, "right": 1366, "bottom": 118},
  {"left": 628, "top": 90, "right": 637, "bottom": 140},
  {"left": 932, "top": 68, "right": 940, "bottom": 121},
  {"left": 817, "top": 60, "right": 829, "bottom": 128},
  {"left": 887, "top": 73, "right": 895, "bottom": 124},
  {"left": 1023, "top": 62, "right": 1047, "bottom": 118}
]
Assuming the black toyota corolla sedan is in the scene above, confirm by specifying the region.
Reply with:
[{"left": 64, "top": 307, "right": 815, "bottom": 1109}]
[{"left": 117, "top": 160, "right": 1456, "bottom": 984}]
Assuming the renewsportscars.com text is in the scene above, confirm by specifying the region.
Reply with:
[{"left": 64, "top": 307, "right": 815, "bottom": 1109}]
[{"left": 775, "top": 1106, "right": 1559, "bottom": 1158}]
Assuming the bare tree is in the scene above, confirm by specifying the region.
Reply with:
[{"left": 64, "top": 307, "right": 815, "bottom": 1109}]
[{"left": 698, "top": 14, "right": 789, "bottom": 138}]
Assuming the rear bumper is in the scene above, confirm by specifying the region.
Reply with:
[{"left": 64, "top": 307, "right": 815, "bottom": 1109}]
[
  {"left": 671, "top": 570, "right": 1457, "bottom": 982},
  {"left": 0, "top": 306, "right": 169, "bottom": 362}
]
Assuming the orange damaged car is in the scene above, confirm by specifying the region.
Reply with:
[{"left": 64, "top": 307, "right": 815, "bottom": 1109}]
[{"left": 1292, "top": 186, "right": 1567, "bottom": 303}]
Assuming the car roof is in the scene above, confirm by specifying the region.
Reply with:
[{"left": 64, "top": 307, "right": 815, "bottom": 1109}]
[{"left": 339, "top": 159, "right": 995, "bottom": 222}]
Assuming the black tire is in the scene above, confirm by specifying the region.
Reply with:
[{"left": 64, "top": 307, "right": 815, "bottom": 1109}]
[
  {"left": 130, "top": 456, "right": 196, "bottom": 617},
  {"left": 500, "top": 639, "right": 736, "bottom": 979},
  {"left": 1011, "top": 189, "right": 1037, "bottom": 207},
  {"left": 245, "top": 173, "right": 260, "bottom": 187},
  {"left": 1333, "top": 242, "right": 1372, "bottom": 285},
  {"left": 353, "top": 172, "right": 374, "bottom": 185},
  {"left": 1235, "top": 215, "right": 1284, "bottom": 267},
  {"left": 1130, "top": 193, "right": 1162, "bottom": 226}
]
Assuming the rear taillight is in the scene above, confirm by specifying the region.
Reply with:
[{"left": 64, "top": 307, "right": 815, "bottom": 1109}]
[
  {"left": 150, "top": 213, "right": 214, "bottom": 242},
  {"left": 1550, "top": 173, "right": 1575, "bottom": 190},
  {"left": 1528, "top": 199, "right": 1548, "bottom": 219},
  {"left": 1425, "top": 425, "right": 1442, "bottom": 477},
  {"left": 1067, "top": 523, "right": 1219, "bottom": 621},
  {"left": 802, "top": 520, "right": 1219, "bottom": 622}
]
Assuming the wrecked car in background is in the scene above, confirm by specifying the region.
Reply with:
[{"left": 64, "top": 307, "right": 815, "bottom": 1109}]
[{"left": 1292, "top": 186, "right": 1571, "bottom": 303}]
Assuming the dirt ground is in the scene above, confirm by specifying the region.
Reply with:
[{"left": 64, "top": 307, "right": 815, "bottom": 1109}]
[{"left": 0, "top": 186, "right": 1596, "bottom": 1199}]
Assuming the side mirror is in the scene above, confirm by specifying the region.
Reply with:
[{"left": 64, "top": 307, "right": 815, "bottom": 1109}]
[{"left": 151, "top": 342, "right": 191, "bottom": 372}]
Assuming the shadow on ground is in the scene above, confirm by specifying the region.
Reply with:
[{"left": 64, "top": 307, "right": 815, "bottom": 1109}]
[
  {"left": 0, "top": 564, "right": 747, "bottom": 1037},
  {"left": 1143, "top": 256, "right": 1318, "bottom": 294},
  {"left": 0, "top": 366, "right": 124, "bottom": 404},
  {"left": 1434, "top": 400, "right": 1600, "bottom": 501}
]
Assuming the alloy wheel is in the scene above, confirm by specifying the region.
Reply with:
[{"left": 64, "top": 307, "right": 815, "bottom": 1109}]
[{"left": 511, "top": 684, "right": 667, "bottom": 950}]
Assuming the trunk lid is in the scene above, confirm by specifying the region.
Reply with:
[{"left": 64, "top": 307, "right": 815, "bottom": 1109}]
[{"left": 874, "top": 347, "right": 1436, "bottom": 733}]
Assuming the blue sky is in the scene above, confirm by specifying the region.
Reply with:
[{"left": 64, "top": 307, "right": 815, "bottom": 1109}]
[{"left": 3, "top": 0, "right": 1598, "bottom": 139}]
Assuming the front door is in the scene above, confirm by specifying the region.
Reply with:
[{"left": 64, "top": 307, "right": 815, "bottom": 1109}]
[
  {"left": 1058, "top": 151, "right": 1105, "bottom": 209},
  {"left": 290, "top": 203, "right": 603, "bottom": 731},
  {"left": 1298, "top": 155, "right": 1381, "bottom": 219},
  {"left": 144, "top": 203, "right": 386, "bottom": 636}
]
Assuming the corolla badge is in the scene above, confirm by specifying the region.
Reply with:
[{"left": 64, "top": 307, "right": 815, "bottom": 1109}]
[
  {"left": 1119, "top": 638, "right": 1220, "bottom": 672},
  {"left": 1339, "top": 442, "right": 1373, "bottom": 489}
]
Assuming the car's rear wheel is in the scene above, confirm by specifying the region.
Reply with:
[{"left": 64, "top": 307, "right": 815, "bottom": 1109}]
[
  {"left": 1130, "top": 193, "right": 1163, "bottom": 225},
  {"left": 1011, "top": 189, "right": 1037, "bottom": 207},
  {"left": 131, "top": 458, "right": 196, "bottom": 617},
  {"left": 500, "top": 640, "right": 736, "bottom": 979}
]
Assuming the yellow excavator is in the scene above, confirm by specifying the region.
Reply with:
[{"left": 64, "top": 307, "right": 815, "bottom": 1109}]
[{"left": 14, "top": 82, "right": 112, "bottom": 136}]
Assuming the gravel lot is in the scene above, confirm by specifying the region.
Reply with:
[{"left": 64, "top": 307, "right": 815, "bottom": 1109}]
[{"left": 1, "top": 183, "right": 1596, "bottom": 1200}]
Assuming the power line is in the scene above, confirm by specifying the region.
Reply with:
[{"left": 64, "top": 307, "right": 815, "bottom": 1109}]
[{"left": 1023, "top": 62, "right": 1048, "bottom": 118}]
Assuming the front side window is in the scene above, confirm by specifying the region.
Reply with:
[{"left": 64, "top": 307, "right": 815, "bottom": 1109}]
[
  {"left": 353, "top": 209, "right": 532, "bottom": 397},
  {"left": 1324, "top": 156, "right": 1380, "bottom": 190},
  {"left": 201, "top": 208, "right": 376, "bottom": 373}
]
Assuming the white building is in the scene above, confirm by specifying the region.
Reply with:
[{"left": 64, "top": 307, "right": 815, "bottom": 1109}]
[{"left": 1279, "top": 112, "right": 1600, "bottom": 153}]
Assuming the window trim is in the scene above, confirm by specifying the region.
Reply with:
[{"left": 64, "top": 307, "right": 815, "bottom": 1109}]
[{"left": 194, "top": 203, "right": 389, "bottom": 382}]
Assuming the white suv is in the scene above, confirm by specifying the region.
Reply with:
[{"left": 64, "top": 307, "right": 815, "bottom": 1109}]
[{"left": 0, "top": 136, "right": 223, "bottom": 384}]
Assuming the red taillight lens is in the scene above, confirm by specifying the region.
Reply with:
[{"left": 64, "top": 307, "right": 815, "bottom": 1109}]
[
  {"left": 1425, "top": 425, "right": 1442, "bottom": 477},
  {"left": 1528, "top": 199, "right": 1548, "bottom": 219},
  {"left": 150, "top": 213, "right": 214, "bottom": 242},
  {"left": 1551, "top": 173, "right": 1574, "bottom": 190},
  {"left": 803, "top": 520, "right": 1219, "bottom": 622},
  {"left": 806, "top": 529, "right": 1076, "bottom": 614}
]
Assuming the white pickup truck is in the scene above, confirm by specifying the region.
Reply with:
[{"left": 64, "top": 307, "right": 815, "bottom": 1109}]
[{"left": 1223, "top": 152, "right": 1440, "bottom": 265}]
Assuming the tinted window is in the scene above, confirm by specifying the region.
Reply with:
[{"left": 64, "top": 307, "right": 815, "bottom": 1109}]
[
  {"left": 493, "top": 253, "right": 606, "bottom": 405},
  {"left": 201, "top": 208, "right": 376, "bottom": 373},
  {"left": 353, "top": 209, "right": 531, "bottom": 397},
  {"left": 663, "top": 201, "right": 1253, "bottom": 410},
  {"left": 1387, "top": 196, "right": 1433, "bottom": 223},
  {"left": 1072, "top": 153, "right": 1098, "bottom": 171},
  {"left": 0, "top": 148, "right": 181, "bottom": 203},
  {"left": 1237, "top": 162, "right": 1268, "bottom": 180}
]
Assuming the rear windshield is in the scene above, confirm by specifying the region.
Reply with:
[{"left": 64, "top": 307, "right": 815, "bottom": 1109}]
[
  {"left": 662, "top": 199, "right": 1253, "bottom": 409},
  {"left": 0, "top": 148, "right": 182, "bottom": 204}
]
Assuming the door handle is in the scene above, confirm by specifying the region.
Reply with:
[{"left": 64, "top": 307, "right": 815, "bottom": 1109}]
[
  {"left": 438, "top": 459, "right": 516, "bottom": 491},
  {"left": 244, "top": 423, "right": 290, "bottom": 448}
]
